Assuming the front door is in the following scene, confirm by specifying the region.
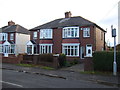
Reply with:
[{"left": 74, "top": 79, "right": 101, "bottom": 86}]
[
  {"left": 4, "top": 45, "right": 10, "bottom": 57},
  {"left": 86, "top": 45, "right": 92, "bottom": 57}
]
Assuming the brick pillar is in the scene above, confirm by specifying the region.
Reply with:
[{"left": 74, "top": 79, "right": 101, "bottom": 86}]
[
  {"left": 84, "top": 57, "right": 93, "bottom": 71},
  {"left": 18, "top": 54, "right": 23, "bottom": 64},
  {"left": 53, "top": 56, "right": 59, "bottom": 68}
]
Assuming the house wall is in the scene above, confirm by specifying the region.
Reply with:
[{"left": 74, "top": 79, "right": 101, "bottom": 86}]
[
  {"left": 95, "top": 27, "right": 105, "bottom": 51},
  {"left": 30, "top": 26, "right": 105, "bottom": 57},
  {"left": 16, "top": 33, "right": 30, "bottom": 55},
  {"left": 80, "top": 26, "right": 95, "bottom": 56},
  {"left": 53, "top": 28, "right": 62, "bottom": 54}
]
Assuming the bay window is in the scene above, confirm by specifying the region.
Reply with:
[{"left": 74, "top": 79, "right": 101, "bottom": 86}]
[
  {"left": 62, "top": 43, "right": 80, "bottom": 56},
  {"left": 63, "top": 27, "right": 79, "bottom": 38},
  {"left": 27, "top": 45, "right": 33, "bottom": 54}
]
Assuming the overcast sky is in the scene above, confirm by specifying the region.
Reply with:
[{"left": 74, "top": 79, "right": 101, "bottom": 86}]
[{"left": 0, "top": 0, "right": 119, "bottom": 46}]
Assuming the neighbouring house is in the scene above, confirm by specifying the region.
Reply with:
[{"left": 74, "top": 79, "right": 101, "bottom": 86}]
[
  {"left": 0, "top": 21, "right": 30, "bottom": 57},
  {"left": 26, "top": 11, "right": 106, "bottom": 60}
]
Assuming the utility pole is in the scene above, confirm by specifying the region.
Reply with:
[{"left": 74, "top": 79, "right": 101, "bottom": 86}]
[{"left": 111, "top": 25, "right": 117, "bottom": 76}]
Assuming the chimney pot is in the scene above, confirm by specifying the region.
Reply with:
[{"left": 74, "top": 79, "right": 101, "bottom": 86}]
[
  {"left": 8, "top": 21, "right": 15, "bottom": 26},
  {"left": 65, "top": 11, "right": 72, "bottom": 18}
]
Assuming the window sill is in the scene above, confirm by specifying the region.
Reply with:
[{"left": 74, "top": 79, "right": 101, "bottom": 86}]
[
  {"left": 84, "top": 55, "right": 93, "bottom": 57},
  {"left": 66, "top": 55, "right": 80, "bottom": 57},
  {"left": 83, "top": 36, "right": 90, "bottom": 38},
  {"left": 40, "top": 38, "right": 53, "bottom": 40},
  {"left": 63, "top": 37, "right": 79, "bottom": 39}
]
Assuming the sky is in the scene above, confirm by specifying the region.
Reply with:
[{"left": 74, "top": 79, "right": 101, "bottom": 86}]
[{"left": 0, "top": 0, "right": 119, "bottom": 46}]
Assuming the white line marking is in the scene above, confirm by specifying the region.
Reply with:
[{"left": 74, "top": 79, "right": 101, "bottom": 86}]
[{"left": 0, "top": 81, "right": 23, "bottom": 88}]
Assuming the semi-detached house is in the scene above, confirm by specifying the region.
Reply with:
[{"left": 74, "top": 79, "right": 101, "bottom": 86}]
[
  {"left": 0, "top": 21, "right": 30, "bottom": 57},
  {"left": 26, "top": 12, "right": 106, "bottom": 60}
]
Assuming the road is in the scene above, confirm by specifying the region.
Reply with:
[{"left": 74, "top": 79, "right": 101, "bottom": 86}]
[{"left": 2, "top": 69, "right": 118, "bottom": 88}]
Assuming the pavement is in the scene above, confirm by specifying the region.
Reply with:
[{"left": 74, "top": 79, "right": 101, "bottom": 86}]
[{"left": 1, "top": 63, "right": 120, "bottom": 88}]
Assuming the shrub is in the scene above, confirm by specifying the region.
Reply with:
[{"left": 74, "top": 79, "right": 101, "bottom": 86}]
[
  {"left": 93, "top": 51, "right": 120, "bottom": 72},
  {"left": 58, "top": 53, "right": 66, "bottom": 67},
  {"left": 39, "top": 53, "right": 53, "bottom": 62}
]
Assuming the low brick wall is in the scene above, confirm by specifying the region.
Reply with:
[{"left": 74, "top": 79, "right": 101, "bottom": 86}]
[
  {"left": 66, "top": 57, "right": 83, "bottom": 63},
  {"left": 22, "top": 55, "right": 59, "bottom": 68},
  {"left": 84, "top": 57, "right": 93, "bottom": 71},
  {"left": 2, "top": 54, "right": 23, "bottom": 64}
]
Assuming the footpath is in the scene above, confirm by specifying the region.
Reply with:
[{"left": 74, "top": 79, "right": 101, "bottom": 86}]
[{"left": 2, "top": 63, "right": 120, "bottom": 88}]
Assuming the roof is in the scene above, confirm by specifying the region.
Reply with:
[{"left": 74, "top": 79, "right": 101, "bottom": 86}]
[
  {"left": 31, "top": 40, "right": 36, "bottom": 44},
  {"left": 1, "top": 24, "right": 30, "bottom": 34},
  {"left": 30, "top": 16, "right": 105, "bottom": 32}
]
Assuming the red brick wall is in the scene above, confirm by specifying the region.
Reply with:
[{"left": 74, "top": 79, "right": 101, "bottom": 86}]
[
  {"left": 62, "top": 38, "right": 79, "bottom": 43},
  {"left": 95, "top": 27, "right": 105, "bottom": 51},
  {"left": 80, "top": 26, "right": 95, "bottom": 56},
  {"left": 39, "top": 40, "right": 53, "bottom": 44},
  {"left": 84, "top": 57, "right": 93, "bottom": 71},
  {"left": 53, "top": 28, "right": 62, "bottom": 54},
  {"left": 2, "top": 54, "right": 23, "bottom": 64}
]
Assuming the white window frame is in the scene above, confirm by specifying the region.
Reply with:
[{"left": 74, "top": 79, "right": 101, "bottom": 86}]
[
  {"left": 85, "top": 44, "right": 92, "bottom": 57},
  {"left": 10, "top": 33, "right": 14, "bottom": 40},
  {"left": 40, "top": 29, "right": 52, "bottom": 39},
  {"left": 10, "top": 44, "right": 15, "bottom": 54},
  {"left": 0, "top": 44, "right": 3, "bottom": 53},
  {"left": 27, "top": 45, "right": 34, "bottom": 55},
  {"left": 39, "top": 44, "right": 53, "bottom": 54},
  {"left": 3, "top": 44, "right": 15, "bottom": 54},
  {"left": 33, "top": 32, "right": 37, "bottom": 39},
  {"left": 83, "top": 28, "right": 90, "bottom": 37},
  {"left": 62, "top": 43, "right": 80, "bottom": 56},
  {"left": 63, "top": 27, "right": 79, "bottom": 38},
  {"left": 0, "top": 33, "right": 2, "bottom": 41},
  {"left": 0, "top": 33, "right": 8, "bottom": 41}
]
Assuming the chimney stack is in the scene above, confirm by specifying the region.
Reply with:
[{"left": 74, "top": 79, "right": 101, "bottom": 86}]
[
  {"left": 8, "top": 21, "right": 15, "bottom": 26},
  {"left": 65, "top": 11, "right": 72, "bottom": 18}
]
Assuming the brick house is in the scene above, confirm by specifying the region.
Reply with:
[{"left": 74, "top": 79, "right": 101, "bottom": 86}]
[
  {"left": 0, "top": 21, "right": 30, "bottom": 57},
  {"left": 26, "top": 12, "right": 106, "bottom": 60}
]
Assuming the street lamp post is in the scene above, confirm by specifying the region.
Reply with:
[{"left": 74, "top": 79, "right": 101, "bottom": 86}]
[{"left": 111, "top": 25, "right": 117, "bottom": 76}]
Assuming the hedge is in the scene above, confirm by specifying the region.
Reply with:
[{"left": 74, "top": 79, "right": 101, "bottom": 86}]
[
  {"left": 93, "top": 51, "right": 120, "bottom": 72},
  {"left": 58, "top": 53, "right": 66, "bottom": 67}
]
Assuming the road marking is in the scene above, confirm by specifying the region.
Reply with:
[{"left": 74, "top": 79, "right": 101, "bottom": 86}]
[{"left": 0, "top": 81, "right": 23, "bottom": 88}]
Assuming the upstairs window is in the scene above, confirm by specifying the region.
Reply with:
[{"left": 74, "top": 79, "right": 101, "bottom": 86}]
[
  {"left": 63, "top": 27, "right": 79, "bottom": 38},
  {"left": 40, "top": 29, "right": 52, "bottom": 39},
  {"left": 0, "top": 33, "right": 8, "bottom": 41},
  {"left": 10, "top": 33, "right": 14, "bottom": 40},
  {"left": 83, "top": 28, "right": 90, "bottom": 37},
  {"left": 33, "top": 32, "right": 37, "bottom": 39}
]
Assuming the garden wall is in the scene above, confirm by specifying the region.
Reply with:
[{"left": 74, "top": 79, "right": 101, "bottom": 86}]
[
  {"left": 22, "top": 54, "right": 59, "bottom": 68},
  {"left": 2, "top": 54, "right": 23, "bottom": 64}
]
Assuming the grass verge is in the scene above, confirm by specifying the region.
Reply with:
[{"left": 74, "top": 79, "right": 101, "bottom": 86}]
[{"left": 16, "top": 64, "right": 55, "bottom": 70}]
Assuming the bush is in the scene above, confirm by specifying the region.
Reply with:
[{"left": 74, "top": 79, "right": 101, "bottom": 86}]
[
  {"left": 39, "top": 53, "right": 53, "bottom": 62},
  {"left": 93, "top": 51, "right": 120, "bottom": 72},
  {"left": 58, "top": 53, "right": 66, "bottom": 67}
]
